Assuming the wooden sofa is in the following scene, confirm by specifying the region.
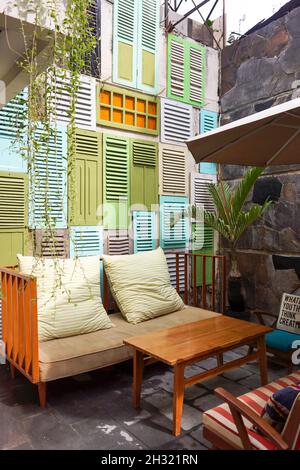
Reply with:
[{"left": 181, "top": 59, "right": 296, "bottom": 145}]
[
  {"left": 0, "top": 252, "right": 226, "bottom": 407},
  {"left": 203, "top": 370, "right": 300, "bottom": 450}
]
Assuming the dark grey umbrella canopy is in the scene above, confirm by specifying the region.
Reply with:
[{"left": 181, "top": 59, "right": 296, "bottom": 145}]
[{"left": 187, "top": 98, "right": 300, "bottom": 166}]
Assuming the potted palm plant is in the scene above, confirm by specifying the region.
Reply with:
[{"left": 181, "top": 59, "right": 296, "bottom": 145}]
[{"left": 179, "top": 167, "right": 272, "bottom": 318}]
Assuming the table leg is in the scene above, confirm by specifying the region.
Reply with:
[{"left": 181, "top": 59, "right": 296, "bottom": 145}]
[
  {"left": 173, "top": 363, "right": 185, "bottom": 436},
  {"left": 217, "top": 353, "right": 223, "bottom": 367},
  {"left": 258, "top": 336, "right": 268, "bottom": 386},
  {"left": 133, "top": 350, "right": 144, "bottom": 409}
]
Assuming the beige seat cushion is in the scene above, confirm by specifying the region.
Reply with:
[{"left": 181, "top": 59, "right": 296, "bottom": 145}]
[{"left": 39, "top": 306, "right": 220, "bottom": 381}]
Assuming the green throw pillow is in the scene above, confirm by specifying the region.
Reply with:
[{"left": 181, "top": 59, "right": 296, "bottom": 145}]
[{"left": 102, "top": 247, "right": 184, "bottom": 324}]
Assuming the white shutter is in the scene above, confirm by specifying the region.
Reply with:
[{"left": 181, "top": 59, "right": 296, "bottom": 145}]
[
  {"left": 49, "top": 70, "right": 96, "bottom": 130},
  {"left": 70, "top": 226, "right": 103, "bottom": 257},
  {"left": 103, "top": 230, "right": 131, "bottom": 255},
  {"left": 189, "top": 47, "right": 204, "bottom": 104},
  {"left": 190, "top": 173, "right": 216, "bottom": 211},
  {"left": 161, "top": 98, "right": 193, "bottom": 144},
  {"left": 165, "top": 251, "right": 185, "bottom": 292},
  {"left": 169, "top": 38, "right": 184, "bottom": 98},
  {"left": 159, "top": 144, "right": 187, "bottom": 196}
]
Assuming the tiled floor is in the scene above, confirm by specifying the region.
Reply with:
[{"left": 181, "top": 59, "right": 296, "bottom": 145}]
[{"left": 0, "top": 348, "right": 287, "bottom": 450}]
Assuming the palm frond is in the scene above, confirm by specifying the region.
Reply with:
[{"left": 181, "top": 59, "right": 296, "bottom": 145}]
[{"left": 231, "top": 167, "right": 264, "bottom": 221}]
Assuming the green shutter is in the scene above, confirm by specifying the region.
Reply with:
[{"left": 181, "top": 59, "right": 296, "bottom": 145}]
[
  {"left": 131, "top": 139, "right": 158, "bottom": 210},
  {"left": 103, "top": 134, "right": 130, "bottom": 229},
  {"left": 69, "top": 129, "right": 102, "bottom": 226},
  {"left": 113, "top": 0, "right": 138, "bottom": 87},
  {"left": 0, "top": 171, "right": 28, "bottom": 266},
  {"left": 192, "top": 223, "right": 214, "bottom": 287},
  {"left": 137, "top": 0, "right": 159, "bottom": 93},
  {"left": 167, "top": 34, "right": 206, "bottom": 107}
]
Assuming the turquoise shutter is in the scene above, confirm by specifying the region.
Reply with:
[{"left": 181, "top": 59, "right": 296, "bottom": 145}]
[
  {"left": 103, "top": 135, "right": 129, "bottom": 229},
  {"left": 113, "top": 0, "right": 138, "bottom": 88},
  {"left": 137, "top": 0, "right": 159, "bottom": 93},
  {"left": 160, "top": 195, "right": 189, "bottom": 249},
  {"left": 199, "top": 110, "right": 218, "bottom": 175},
  {"left": 0, "top": 89, "right": 27, "bottom": 172},
  {"left": 133, "top": 211, "right": 156, "bottom": 253},
  {"left": 70, "top": 226, "right": 103, "bottom": 257},
  {"left": 29, "top": 125, "right": 67, "bottom": 229}
]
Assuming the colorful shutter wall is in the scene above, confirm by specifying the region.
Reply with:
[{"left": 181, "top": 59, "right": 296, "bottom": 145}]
[
  {"left": 69, "top": 128, "right": 102, "bottom": 226},
  {"left": 29, "top": 125, "right": 67, "bottom": 229},
  {"left": 70, "top": 226, "right": 103, "bottom": 257},
  {"left": 35, "top": 229, "right": 69, "bottom": 257},
  {"left": 0, "top": 89, "right": 27, "bottom": 173},
  {"left": 98, "top": 84, "right": 159, "bottom": 135},
  {"left": 133, "top": 211, "right": 156, "bottom": 253},
  {"left": 103, "top": 134, "right": 129, "bottom": 229},
  {"left": 103, "top": 230, "right": 131, "bottom": 255},
  {"left": 137, "top": 0, "right": 159, "bottom": 93},
  {"left": 131, "top": 139, "right": 158, "bottom": 209},
  {"left": 159, "top": 144, "right": 187, "bottom": 196},
  {"left": 167, "top": 34, "right": 206, "bottom": 107},
  {"left": 199, "top": 110, "right": 218, "bottom": 175},
  {"left": 161, "top": 98, "right": 193, "bottom": 144},
  {"left": 160, "top": 195, "right": 189, "bottom": 249},
  {"left": 113, "top": 0, "right": 158, "bottom": 93},
  {"left": 50, "top": 70, "right": 96, "bottom": 130}
]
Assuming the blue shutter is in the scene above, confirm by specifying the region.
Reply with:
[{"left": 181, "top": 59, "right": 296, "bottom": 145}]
[
  {"left": 133, "top": 211, "right": 156, "bottom": 253},
  {"left": 199, "top": 110, "right": 218, "bottom": 175},
  {"left": 29, "top": 124, "right": 67, "bottom": 228},
  {"left": 70, "top": 226, "right": 103, "bottom": 257},
  {"left": 160, "top": 196, "right": 189, "bottom": 249},
  {"left": 0, "top": 89, "right": 27, "bottom": 172}
]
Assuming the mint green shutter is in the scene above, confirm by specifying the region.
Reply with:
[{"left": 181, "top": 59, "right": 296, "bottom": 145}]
[
  {"left": 137, "top": 0, "right": 159, "bottom": 93},
  {"left": 103, "top": 135, "right": 129, "bottom": 229},
  {"left": 133, "top": 211, "right": 156, "bottom": 253},
  {"left": 69, "top": 129, "right": 102, "bottom": 226},
  {"left": 199, "top": 110, "right": 218, "bottom": 175},
  {"left": 113, "top": 0, "right": 138, "bottom": 87},
  {"left": 131, "top": 139, "right": 158, "bottom": 210},
  {"left": 160, "top": 195, "right": 189, "bottom": 249}
]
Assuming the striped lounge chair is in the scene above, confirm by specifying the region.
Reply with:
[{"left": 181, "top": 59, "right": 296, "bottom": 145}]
[{"left": 203, "top": 371, "right": 300, "bottom": 450}]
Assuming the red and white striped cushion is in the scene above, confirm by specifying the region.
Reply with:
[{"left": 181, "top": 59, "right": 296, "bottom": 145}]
[{"left": 203, "top": 371, "right": 300, "bottom": 450}]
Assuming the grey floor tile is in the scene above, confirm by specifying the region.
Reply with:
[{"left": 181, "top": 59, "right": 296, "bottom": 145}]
[{"left": 158, "top": 435, "right": 206, "bottom": 450}]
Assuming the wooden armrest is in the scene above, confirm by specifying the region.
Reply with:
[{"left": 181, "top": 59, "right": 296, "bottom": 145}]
[
  {"left": 214, "top": 387, "right": 289, "bottom": 450},
  {"left": 251, "top": 310, "right": 277, "bottom": 328}
]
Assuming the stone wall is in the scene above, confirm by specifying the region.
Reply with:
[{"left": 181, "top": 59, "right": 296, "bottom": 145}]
[{"left": 220, "top": 4, "right": 300, "bottom": 314}]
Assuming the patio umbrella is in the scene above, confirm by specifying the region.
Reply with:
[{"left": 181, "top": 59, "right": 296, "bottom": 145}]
[{"left": 187, "top": 98, "right": 300, "bottom": 166}]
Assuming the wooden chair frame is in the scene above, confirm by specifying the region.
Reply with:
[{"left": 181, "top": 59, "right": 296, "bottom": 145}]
[
  {"left": 203, "top": 387, "right": 300, "bottom": 450},
  {"left": 251, "top": 310, "right": 296, "bottom": 373},
  {"left": 0, "top": 253, "right": 226, "bottom": 407}
]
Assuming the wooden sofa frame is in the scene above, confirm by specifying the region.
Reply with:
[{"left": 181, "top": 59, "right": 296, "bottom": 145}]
[
  {"left": 0, "top": 252, "right": 226, "bottom": 407},
  {"left": 203, "top": 386, "right": 300, "bottom": 450}
]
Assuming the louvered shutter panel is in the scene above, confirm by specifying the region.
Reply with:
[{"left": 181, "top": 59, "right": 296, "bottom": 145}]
[
  {"left": 161, "top": 98, "right": 193, "bottom": 144},
  {"left": 0, "top": 172, "right": 27, "bottom": 229},
  {"left": 165, "top": 251, "right": 185, "bottom": 292},
  {"left": 69, "top": 129, "right": 102, "bottom": 226},
  {"left": 103, "top": 135, "right": 129, "bottom": 229},
  {"left": 113, "top": 0, "right": 138, "bottom": 88},
  {"left": 131, "top": 139, "right": 158, "bottom": 209},
  {"left": 160, "top": 196, "right": 189, "bottom": 249},
  {"left": 168, "top": 36, "right": 185, "bottom": 100},
  {"left": 0, "top": 89, "right": 27, "bottom": 172},
  {"left": 50, "top": 70, "right": 96, "bottom": 130},
  {"left": 0, "top": 231, "right": 26, "bottom": 265},
  {"left": 159, "top": 144, "right": 187, "bottom": 196},
  {"left": 199, "top": 110, "right": 218, "bottom": 175},
  {"left": 133, "top": 211, "right": 156, "bottom": 253},
  {"left": 35, "top": 229, "right": 69, "bottom": 257},
  {"left": 29, "top": 125, "right": 67, "bottom": 229},
  {"left": 137, "top": 0, "right": 159, "bottom": 93},
  {"left": 70, "top": 226, "right": 103, "bottom": 257},
  {"left": 103, "top": 230, "right": 131, "bottom": 255},
  {"left": 188, "top": 43, "right": 205, "bottom": 107}
]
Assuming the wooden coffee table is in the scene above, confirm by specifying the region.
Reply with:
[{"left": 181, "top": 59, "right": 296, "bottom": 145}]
[{"left": 124, "top": 315, "right": 272, "bottom": 436}]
